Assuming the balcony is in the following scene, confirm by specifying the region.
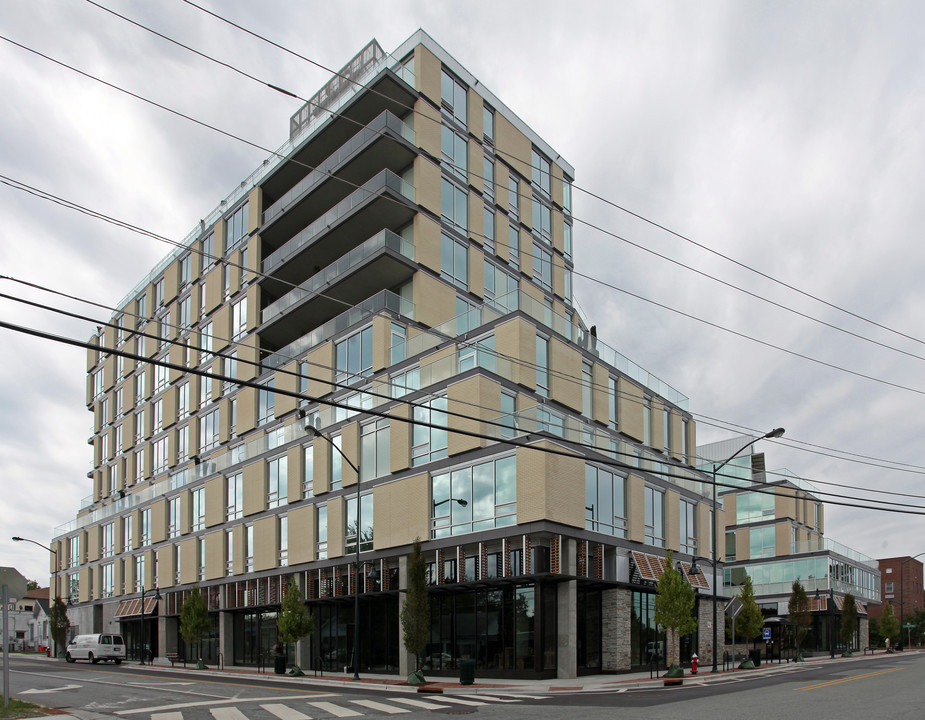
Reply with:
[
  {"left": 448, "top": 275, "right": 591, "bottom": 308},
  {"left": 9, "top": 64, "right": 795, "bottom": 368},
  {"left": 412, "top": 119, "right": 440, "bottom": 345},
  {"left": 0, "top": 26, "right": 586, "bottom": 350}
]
[
  {"left": 262, "top": 109, "right": 416, "bottom": 237},
  {"left": 262, "top": 289, "right": 414, "bottom": 370},
  {"left": 261, "top": 169, "right": 416, "bottom": 297},
  {"left": 258, "top": 229, "right": 415, "bottom": 351}
]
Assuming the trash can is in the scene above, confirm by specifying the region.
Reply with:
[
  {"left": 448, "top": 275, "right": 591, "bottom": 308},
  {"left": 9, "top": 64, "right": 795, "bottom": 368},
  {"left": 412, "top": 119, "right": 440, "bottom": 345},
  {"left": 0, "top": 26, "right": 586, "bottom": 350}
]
[
  {"left": 274, "top": 655, "right": 287, "bottom": 674},
  {"left": 749, "top": 648, "right": 761, "bottom": 667},
  {"left": 459, "top": 659, "right": 475, "bottom": 685}
]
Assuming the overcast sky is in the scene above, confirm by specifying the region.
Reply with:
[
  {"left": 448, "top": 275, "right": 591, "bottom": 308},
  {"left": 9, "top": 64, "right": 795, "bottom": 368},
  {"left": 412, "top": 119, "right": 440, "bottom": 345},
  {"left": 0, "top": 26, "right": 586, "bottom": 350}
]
[{"left": 2, "top": 0, "right": 924, "bottom": 586}]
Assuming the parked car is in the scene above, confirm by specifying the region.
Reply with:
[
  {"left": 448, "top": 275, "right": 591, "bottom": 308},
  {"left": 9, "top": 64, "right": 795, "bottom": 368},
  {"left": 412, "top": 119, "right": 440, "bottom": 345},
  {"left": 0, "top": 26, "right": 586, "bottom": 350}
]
[{"left": 65, "top": 634, "right": 126, "bottom": 664}]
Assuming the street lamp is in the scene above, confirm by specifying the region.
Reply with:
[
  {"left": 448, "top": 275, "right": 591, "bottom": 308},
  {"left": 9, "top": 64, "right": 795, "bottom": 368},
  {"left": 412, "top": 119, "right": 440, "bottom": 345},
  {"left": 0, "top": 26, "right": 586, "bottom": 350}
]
[
  {"left": 898, "top": 552, "right": 925, "bottom": 651},
  {"left": 707, "top": 427, "right": 785, "bottom": 673},
  {"left": 140, "top": 585, "right": 160, "bottom": 665},
  {"left": 12, "top": 536, "right": 59, "bottom": 656},
  {"left": 815, "top": 587, "right": 835, "bottom": 658},
  {"left": 307, "top": 427, "right": 365, "bottom": 681},
  {"left": 433, "top": 498, "right": 468, "bottom": 510}
]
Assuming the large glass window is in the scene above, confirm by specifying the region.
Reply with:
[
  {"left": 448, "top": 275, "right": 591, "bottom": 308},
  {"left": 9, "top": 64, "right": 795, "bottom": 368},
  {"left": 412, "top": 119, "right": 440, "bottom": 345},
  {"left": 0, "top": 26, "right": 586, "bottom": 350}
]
[
  {"left": 258, "top": 379, "right": 275, "bottom": 425},
  {"left": 459, "top": 335, "right": 495, "bottom": 373},
  {"left": 303, "top": 445, "right": 314, "bottom": 499},
  {"left": 225, "top": 201, "right": 249, "bottom": 251},
  {"left": 192, "top": 487, "right": 205, "bottom": 531},
  {"left": 680, "top": 499, "right": 697, "bottom": 554},
  {"left": 440, "top": 68, "right": 467, "bottom": 127},
  {"left": 335, "top": 326, "right": 373, "bottom": 384},
  {"left": 536, "top": 335, "right": 549, "bottom": 397},
  {"left": 431, "top": 455, "right": 516, "bottom": 537},
  {"left": 316, "top": 504, "right": 328, "bottom": 560},
  {"left": 749, "top": 525, "right": 776, "bottom": 559},
  {"left": 360, "top": 419, "right": 390, "bottom": 482},
  {"left": 736, "top": 491, "right": 776, "bottom": 524},
  {"left": 441, "top": 233, "right": 469, "bottom": 289},
  {"left": 168, "top": 497, "right": 181, "bottom": 539},
  {"left": 585, "top": 465, "right": 626, "bottom": 537},
  {"left": 412, "top": 396, "right": 448, "bottom": 466},
  {"left": 533, "top": 245, "right": 552, "bottom": 291},
  {"left": 346, "top": 494, "right": 374, "bottom": 554},
  {"left": 483, "top": 260, "right": 518, "bottom": 313},
  {"left": 200, "top": 408, "right": 220, "bottom": 451},
  {"left": 441, "top": 125, "right": 468, "bottom": 180},
  {"left": 232, "top": 297, "right": 248, "bottom": 340},
  {"left": 267, "top": 455, "right": 288, "bottom": 508},
  {"left": 441, "top": 178, "right": 468, "bottom": 233},
  {"left": 645, "top": 486, "right": 665, "bottom": 547},
  {"left": 152, "top": 436, "right": 168, "bottom": 474},
  {"left": 227, "top": 473, "right": 243, "bottom": 520}
]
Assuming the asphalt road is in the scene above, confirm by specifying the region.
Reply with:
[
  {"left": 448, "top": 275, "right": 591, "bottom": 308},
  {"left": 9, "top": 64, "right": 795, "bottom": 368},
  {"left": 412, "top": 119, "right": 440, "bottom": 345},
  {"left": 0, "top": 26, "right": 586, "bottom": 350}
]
[{"left": 8, "top": 652, "right": 924, "bottom": 720}]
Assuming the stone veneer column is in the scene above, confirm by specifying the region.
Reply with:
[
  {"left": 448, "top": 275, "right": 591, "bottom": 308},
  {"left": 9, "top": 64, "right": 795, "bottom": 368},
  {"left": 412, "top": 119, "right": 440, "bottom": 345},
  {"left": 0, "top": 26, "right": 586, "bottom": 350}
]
[
  {"left": 697, "top": 596, "right": 724, "bottom": 668},
  {"left": 602, "top": 587, "right": 632, "bottom": 670},
  {"left": 397, "top": 554, "right": 412, "bottom": 676},
  {"left": 859, "top": 617, "right": 870, "bottom": 650},
  {"left": 557, "top": 538, "right": 577, "bottom": 678}
]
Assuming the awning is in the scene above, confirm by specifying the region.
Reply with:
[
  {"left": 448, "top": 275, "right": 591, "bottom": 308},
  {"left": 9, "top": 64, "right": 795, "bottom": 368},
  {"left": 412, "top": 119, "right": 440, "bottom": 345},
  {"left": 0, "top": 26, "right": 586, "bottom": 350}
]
[
  {"left": 113, "top": 597, "right": 158, "bottom": 619},
  {"left": 630, "top": 550, "right": 711, "bottom": 590}
]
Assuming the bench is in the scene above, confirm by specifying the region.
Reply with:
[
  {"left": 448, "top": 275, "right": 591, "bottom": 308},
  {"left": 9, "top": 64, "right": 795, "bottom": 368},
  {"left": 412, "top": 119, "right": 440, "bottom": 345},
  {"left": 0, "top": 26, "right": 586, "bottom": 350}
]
[
  {"left": 863, "top": 646, "right": 879, "bottom": 655},
  {"left": 165, "top": 652, "right": 185, "bottom": 667}
]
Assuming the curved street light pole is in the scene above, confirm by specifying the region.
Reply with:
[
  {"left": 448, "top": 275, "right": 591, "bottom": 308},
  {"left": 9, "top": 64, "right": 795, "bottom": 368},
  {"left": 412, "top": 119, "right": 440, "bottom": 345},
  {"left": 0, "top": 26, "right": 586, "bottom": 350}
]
[
  {"left": 308, "top": 427, "right": 364, "bottom": 680},
  {"left": 12, "top": 536, "right": 59, "bottom": 656},
  {"left": 709, "top": 428, "right": 785, "bottom": 673}
]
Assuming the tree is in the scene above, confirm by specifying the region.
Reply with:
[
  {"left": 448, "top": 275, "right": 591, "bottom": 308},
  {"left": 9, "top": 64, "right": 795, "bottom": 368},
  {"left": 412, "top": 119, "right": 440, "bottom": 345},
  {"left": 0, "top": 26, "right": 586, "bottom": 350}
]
[
  {"left": 48, "top": 596, "right": 70, "bottom": 657},
  {"left": 277, "top": 583, "right": 314, "bottom": 674},
  {"left": 841, "top": 592, "right": 858, "bottom": 654},
  {"left": 399, "top": 538, "right": 430, "bottom": 680},
  {"left": 737, "top": 574, "right": 765, "bottom": 647},
  {"left": 788, "top": 580, "right": 811, "bottom": 659},
  {"left": 179, "top": 587, "right": 210, "bottom": 668},
  {"left": 25, "top": 579, "right": 39, "bottom": 591},
  {"left": 868, "top": 617, "right": 882, "bottom": 649},
  {"left": 653, "top": 551, "right": 697, "bottom": 673},
  {"left": 880, "top": 601, "right": 900, "bottom": 648}
]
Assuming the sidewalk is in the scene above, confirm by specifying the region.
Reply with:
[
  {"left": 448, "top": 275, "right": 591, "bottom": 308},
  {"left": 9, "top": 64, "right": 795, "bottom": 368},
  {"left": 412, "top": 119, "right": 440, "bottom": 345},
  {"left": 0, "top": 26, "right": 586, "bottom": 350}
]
[{"left": 19, "top": 648, "right": 910, "bottom": 720}]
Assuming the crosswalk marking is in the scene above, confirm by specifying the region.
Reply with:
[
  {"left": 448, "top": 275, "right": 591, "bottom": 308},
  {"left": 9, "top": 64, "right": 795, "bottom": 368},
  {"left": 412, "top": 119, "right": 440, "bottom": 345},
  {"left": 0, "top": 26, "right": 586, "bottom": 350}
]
[
  {"left": 426, "top": 696, "right": 487, "bottom": 706},
  {"left": 388, "top": 697, "right": 452, "bottom": 710},
  {"left": 261, "top": 703, "right": 313, "bottom": 720},
  {"left": 468, "top": 694, "right": 519, "bottom": 703},
  {"left": 151, "top": 713, "right": 184, "bottom": 720},
  {"left": 306, "top": 701, "right": 362, "bottom": 717},
  {"left": 490, "top": 693, "right": 550, "bottom": 700},
  {"left": 210, "top": 709, "right": 249, "bottom": 720},
  {"left": 349, "top": 699, "right": 409, "bottom": 714}
]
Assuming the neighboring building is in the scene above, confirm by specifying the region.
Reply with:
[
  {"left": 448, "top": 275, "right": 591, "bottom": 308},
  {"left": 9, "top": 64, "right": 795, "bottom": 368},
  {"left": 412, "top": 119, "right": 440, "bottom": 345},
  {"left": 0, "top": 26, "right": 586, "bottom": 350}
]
[
  {"left": 699, "top": 436, "right": 879, "bottom": 655},
  {"left": 53, "top": 31, "right": 723, "bottom": 678},
  {"left": 6, "top": 587, "right": 51, "bottom": 651},
  {"left": 869, "top": 556, "right": 923, "bottom": 627}
]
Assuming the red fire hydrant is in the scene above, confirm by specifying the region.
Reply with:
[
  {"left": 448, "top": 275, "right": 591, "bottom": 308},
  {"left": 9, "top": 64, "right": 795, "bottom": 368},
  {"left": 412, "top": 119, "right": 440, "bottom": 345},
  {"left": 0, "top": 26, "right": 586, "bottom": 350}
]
[{"left": 691, "top": 653, "right": 699, "bottom": 674}]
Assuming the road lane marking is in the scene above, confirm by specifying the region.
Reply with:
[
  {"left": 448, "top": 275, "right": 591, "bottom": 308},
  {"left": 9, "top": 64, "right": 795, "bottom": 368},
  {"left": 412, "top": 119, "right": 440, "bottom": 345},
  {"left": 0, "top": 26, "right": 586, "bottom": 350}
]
[
  {"left": 211, "top": 708, "right": 249, "bottom": 720},
  {"left": 261, "top": 704, "right": 312, "bottom": 720},
  {"left": 151, "top": 713, "right": 184, "bottom": 720},
  {"left": 350, "top": 699, "right": 410, "bottom": 714},
  {"left": 20, "top": 685, "right": 82, "bottom": 694},
  {"left": 799, "top": 668, "right": 901, "bottom": 691},
  {"left": 307, "top": 701, "right": 361, "bottom": 717},
  {"left": 116, "top": 694, "right": 336, "bottom": 715},
  {"left": 428, "top": 696, "right": 488, "bottom": 706},
  {"left": 389, "top": 697, "right": 453, "bottom": 710}
]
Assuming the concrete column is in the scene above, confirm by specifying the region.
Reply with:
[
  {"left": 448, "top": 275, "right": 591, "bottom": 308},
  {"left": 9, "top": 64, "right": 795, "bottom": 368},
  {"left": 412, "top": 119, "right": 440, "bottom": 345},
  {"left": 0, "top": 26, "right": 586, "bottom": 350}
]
[
  {"left": 397, "top": 554, "right": 413, "bottom": 676},
  {"left": 557, "top": 538, "right": 577, "bottom": 679},
  {"left": 219, "top": 610, "right": 234, "bottom": 667}
]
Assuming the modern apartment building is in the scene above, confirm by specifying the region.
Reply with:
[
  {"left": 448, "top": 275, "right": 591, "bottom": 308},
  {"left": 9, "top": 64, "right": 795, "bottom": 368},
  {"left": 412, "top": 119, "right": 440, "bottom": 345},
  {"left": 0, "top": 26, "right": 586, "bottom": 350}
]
[
  {"left": 699, "top": 436, "right": 879, "bottom": 654},
  {"left": 53, "top": 31, "right": 720, "bottom": 678}
]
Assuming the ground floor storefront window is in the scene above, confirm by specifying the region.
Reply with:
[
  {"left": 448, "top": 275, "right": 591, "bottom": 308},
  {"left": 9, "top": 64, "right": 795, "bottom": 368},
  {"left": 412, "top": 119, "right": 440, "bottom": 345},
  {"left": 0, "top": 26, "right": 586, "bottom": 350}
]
[
  {"left": 310, "top": 595, "right": 399, "bottom": 673},
  {"left": 119, "top": 617, "right": 158, "bottom": 662},
  {"left": 423, "top": 582, "right": 554, "bottom": 676}
]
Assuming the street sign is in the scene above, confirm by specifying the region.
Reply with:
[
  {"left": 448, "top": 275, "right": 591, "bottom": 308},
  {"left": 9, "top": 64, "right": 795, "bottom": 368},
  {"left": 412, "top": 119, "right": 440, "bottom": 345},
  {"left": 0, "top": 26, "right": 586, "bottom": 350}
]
[
  {"left": 903, "top": 623, "right": 915, "bottom": 628},
  {"left": 726, "top": 597, "right": 744, "bottom": 619},
  {"left": 762, "top": 627, "right": 772, "bottom": 641}
]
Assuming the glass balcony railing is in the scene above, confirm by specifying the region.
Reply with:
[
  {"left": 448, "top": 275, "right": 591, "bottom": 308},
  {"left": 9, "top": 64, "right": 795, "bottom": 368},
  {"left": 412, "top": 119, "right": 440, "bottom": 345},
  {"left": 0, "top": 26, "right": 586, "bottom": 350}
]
[
  {"left": 263, "top": 169, "right": 415, "bottom": 276},
  {"left": 263, "top": 289, "right": 414, "bottom": 370},
  {"left": 793, "top": 537, "right": 878, "bottom": 568},
  {"left": 263, "top": 110, "right": 414, "bottom": 225},
  {"left": 262, "top": 229, "right": 413, "bottom": 325}
]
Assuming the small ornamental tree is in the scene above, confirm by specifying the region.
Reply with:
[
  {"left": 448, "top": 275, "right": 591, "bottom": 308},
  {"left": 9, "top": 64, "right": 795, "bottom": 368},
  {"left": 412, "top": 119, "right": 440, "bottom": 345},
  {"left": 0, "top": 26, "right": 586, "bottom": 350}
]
[
  {"left": 738, "top": 575, "right": 765, "bottom": 647},
  {"left": 400, "top": 538, "right": 430, "bottom": 680},
  {"left": 653, "top": 551, "right": 697, "bottom": 673},
  {"left": 880, "top": 601, "right": 900, "bottom": 648},
  {"left": 48, "top": 596, "right": 70, "bottom": 657},
  {"left": 841, "top": 592, "right": 858, "bottom": 654},
  {"left": 277, "top": 583, "right": 314, "bottom": 674},
  {"left": 788, "top": 580, "right": 811, "bottom": 659},
  {"left": 179, "top": 587, "right": 210, "bottom": 668}
]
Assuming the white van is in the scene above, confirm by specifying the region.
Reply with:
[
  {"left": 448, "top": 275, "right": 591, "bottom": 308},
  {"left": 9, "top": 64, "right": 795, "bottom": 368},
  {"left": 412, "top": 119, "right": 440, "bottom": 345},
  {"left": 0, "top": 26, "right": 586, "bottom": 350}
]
[{"left": 65, "top": 634, "right": 126, "bottom": 664}]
